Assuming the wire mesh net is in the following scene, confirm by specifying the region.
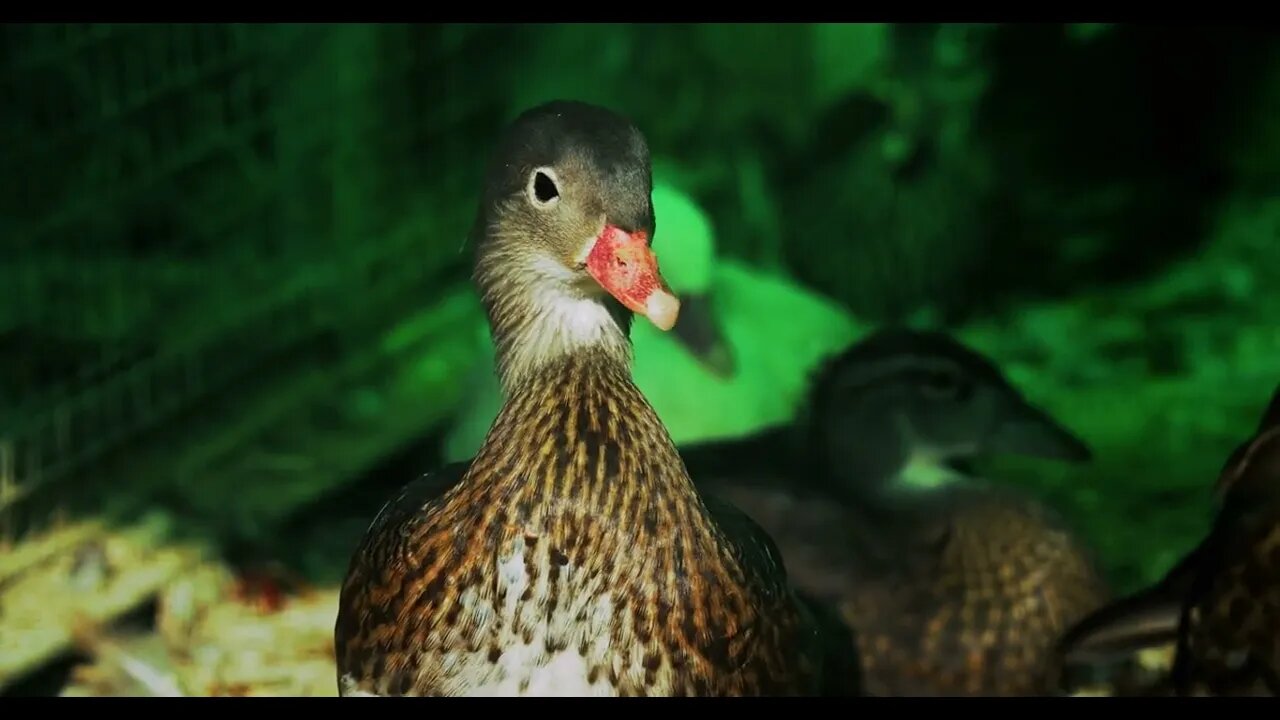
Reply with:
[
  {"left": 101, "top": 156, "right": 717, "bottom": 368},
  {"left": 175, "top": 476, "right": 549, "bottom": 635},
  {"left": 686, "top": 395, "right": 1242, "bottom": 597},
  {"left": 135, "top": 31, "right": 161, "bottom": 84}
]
[{"left": 0, "top": 23, "right": 521, "bottom": 513}]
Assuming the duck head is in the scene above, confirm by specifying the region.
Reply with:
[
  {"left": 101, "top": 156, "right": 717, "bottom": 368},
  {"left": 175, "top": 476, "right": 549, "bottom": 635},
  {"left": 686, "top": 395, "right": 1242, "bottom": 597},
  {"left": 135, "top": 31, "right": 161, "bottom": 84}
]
[
  {"left": 798, "top": 328, "right": 1092, "bottom": 504},
  {"left": 1215, "top": 383, "right": 1280, "bottom": 502},
  {"left": 471, "top": 101, "right": 680, "bottom": 389}
]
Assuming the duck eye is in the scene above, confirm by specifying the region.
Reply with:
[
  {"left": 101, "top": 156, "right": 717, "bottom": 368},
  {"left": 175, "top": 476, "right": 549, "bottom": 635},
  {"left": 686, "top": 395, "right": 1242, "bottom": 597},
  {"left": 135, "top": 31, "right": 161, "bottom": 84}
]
[
  {"left": 921, "top": 371, "right": 967, "bottom": 400},
  {"left": 529, "top": 168, "right": 560, "bottom": 207}
]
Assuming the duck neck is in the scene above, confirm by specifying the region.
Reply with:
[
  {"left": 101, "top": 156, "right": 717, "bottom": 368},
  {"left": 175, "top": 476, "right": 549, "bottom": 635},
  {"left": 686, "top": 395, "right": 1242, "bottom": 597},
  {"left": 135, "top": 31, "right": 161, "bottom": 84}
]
[
  {"left": 871, "top": 454, "right": 973, "bottom": 525},
  {"left": 809, "top": 405, "right": 968, "bottom": 527},
  {"left": 470, "top": 245, "right": 701, "bottom": 517},
  {"left": 476, "top": 244, "right": 635, "bottom": 395},
  {"left": 467, "top": 351, "right": 704, "bottom": 525}
]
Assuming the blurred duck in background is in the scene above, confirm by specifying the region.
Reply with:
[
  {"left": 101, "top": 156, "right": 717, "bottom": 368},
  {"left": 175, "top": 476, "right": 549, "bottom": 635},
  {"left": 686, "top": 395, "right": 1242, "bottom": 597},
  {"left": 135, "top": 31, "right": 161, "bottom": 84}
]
[
  {"left": 681, "top": 328, "right": 1111, "bottom": 696},
  {"left": 1058, "top": 384, "right": 1280, "bottom": 697}
]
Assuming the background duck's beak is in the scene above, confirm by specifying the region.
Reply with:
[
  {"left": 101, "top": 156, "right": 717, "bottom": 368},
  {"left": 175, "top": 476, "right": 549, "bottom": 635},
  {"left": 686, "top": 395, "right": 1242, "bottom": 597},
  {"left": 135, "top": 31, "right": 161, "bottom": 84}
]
[
  {"left": 1259, "top": 384, "right": 1280, "bottom": 431},
  {"left": 986, "top": 398, "right": 1093, "bottom": 463},
  {"left": 1213, "top": 386, "right": 1280, "bottom": 497},
  {"left": 1057, "top": 587, "right": 1184, "bottom": 664},
  {"left": 670, "top": 293, "right": 735, "bottom": 378}
]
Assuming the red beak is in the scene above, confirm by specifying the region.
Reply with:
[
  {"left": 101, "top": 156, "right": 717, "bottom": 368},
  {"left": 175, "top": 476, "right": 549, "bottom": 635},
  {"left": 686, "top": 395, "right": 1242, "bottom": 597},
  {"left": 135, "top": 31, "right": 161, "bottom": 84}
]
[{"left": 584, "top": 225, "right": 680, "bottom": 331}]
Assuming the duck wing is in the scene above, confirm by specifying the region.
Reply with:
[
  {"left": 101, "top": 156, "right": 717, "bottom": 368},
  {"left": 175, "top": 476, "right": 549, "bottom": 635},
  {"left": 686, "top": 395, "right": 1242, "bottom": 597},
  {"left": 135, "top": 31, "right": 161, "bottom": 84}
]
[
  {"left": 333, "top": 460, "right": 470, "bottom": 694},
  {"left": 699, "top": 491, "right": 863, "bottom": 696}
]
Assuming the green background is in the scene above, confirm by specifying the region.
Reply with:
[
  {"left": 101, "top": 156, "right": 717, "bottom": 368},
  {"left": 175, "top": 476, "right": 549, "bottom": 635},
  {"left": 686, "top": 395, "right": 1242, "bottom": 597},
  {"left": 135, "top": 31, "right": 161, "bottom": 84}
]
[{"left": 3, "top": 23, "right": 1278, "bottom": 600}]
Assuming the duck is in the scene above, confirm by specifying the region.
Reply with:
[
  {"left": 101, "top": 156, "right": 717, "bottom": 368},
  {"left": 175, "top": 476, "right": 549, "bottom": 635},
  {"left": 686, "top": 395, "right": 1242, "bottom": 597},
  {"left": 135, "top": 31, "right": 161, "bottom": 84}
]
[
  {"left": 333, "top": 100, "right": 851, "bottom": 697},
  {"left": 679, "top": 327, "right": 1112, "bottom": 696},
  {"left": 441, "top": 172, "right": 861, "bottom": 464},
  {"left": 1058, "top": 384, "right": 1280, "bottom": 696}
]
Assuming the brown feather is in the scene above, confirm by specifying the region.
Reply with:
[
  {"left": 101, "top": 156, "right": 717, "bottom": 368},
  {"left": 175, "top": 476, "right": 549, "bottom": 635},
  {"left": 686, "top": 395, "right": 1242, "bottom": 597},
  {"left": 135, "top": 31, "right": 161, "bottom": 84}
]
[{"left": 336, "top": 355, "right": 826, "bottom": 695}]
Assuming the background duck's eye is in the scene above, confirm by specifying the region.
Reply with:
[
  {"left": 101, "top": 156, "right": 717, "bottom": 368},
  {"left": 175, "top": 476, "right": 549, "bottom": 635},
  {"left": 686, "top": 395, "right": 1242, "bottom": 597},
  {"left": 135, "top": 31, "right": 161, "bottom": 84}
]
[
  {"left": 921, "top": 371, "right": 966, "bottom": 400},
  {"left": 530, "top": 169, "right": 559, "bottom": 206}
]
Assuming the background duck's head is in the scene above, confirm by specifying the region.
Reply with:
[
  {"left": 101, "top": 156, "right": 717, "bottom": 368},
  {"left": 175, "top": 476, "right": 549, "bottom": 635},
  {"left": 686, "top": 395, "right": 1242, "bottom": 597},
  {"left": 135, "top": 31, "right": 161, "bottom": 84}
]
[
  {"left": 470, "top": 100, "right": 681, "bottom": 383},
  {"left": 1214, "top": 383, "right": 1280, "bottom": 501},
  {"left": 647, "top": 179, "right": 735, "bottom": 377},
  {"left": 798, "top": 328, "right": 1093, "bottom": 502}
]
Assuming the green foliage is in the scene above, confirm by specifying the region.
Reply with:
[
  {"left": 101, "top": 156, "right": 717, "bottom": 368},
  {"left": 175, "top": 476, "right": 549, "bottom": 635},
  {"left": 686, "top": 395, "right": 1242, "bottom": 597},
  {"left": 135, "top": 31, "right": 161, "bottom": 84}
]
[{"left": 4, "top": 23, "right": 1278, "bottom": 593}]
